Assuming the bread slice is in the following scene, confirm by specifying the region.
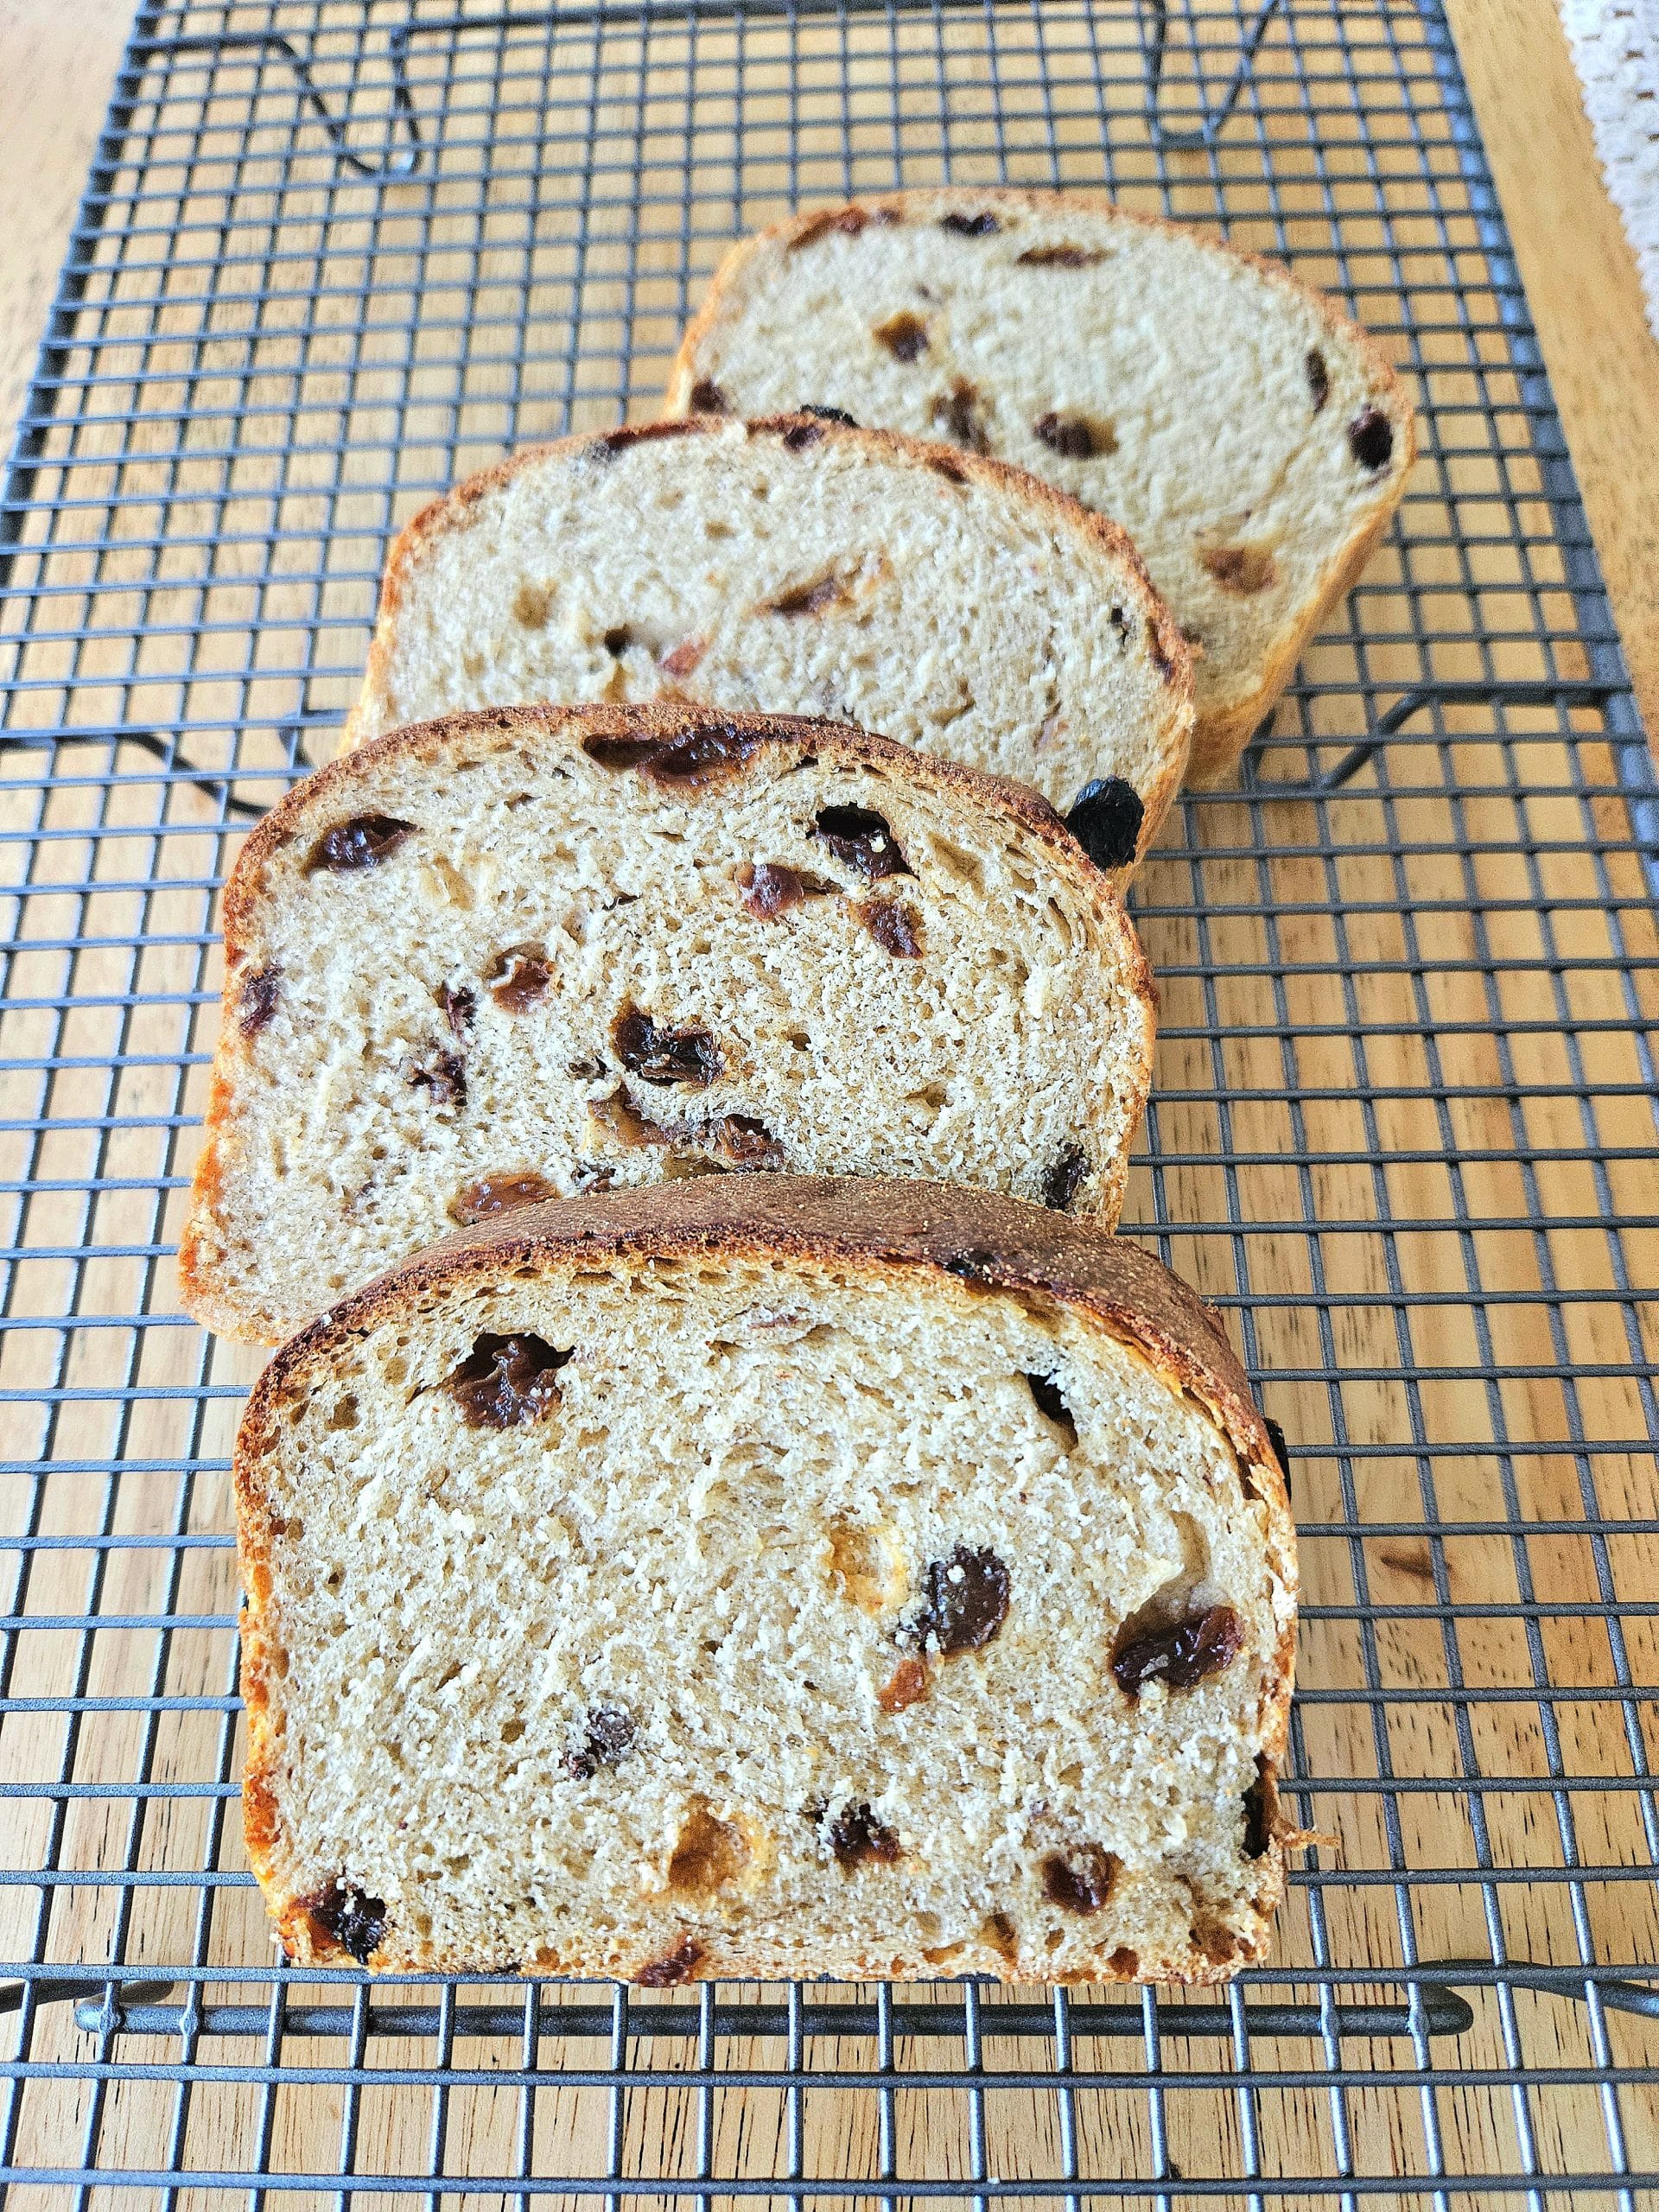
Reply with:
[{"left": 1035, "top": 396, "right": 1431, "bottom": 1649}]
[
  {"left": 180, "top": 702, "right": 1156, "bottom": 1345},
  {"left": 666, "top": 189, "right": 1416, "bottom": 786},
  {"left": 343, "top": 411, "right": 1194, "bottom": 842},
  {"left": 238, "top": 1173, "right": 1299, "bottom": 1986}
]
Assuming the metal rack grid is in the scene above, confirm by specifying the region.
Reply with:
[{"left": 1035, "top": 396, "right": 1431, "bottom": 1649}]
[{"left": 0, "top": 0, "right": 1656, "bottom": 2201}]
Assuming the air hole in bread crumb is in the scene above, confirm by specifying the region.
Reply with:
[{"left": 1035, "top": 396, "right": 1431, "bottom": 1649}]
[
  {"left": 501, "top": 1718, "right": 524, "bottom": 1745},
  {"left": 512, "top": 582, "right": 552, "bottom": 628},
  {"left": 668, "top": 1803, "right": 751, "bottom": 1897},
  {"left": 1022, "top": 1371, "right": 1077, "bottom": 1447},
  {"left": 1108, "top": 1946, "right": 1139, "bottom": 1978},
  {"left": 327, "top": 1396, "right": 359, "bottom": 1432}
]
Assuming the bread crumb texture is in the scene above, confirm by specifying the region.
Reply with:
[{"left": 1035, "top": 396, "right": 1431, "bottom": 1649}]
[
  {"left": 238, "top": 1191, "right": 1296, "bottom": 1985},
  {"left": 181, "top": 708, "right": 1154, "bottom": 1344},
  {"left": 669, "top": 190, "right": 1414, "bottom": 781},
  {"left": 346, "top": 415, "right": 1192, "bottom": 819}
]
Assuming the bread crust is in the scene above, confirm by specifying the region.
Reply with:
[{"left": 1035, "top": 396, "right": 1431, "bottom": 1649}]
[
  {"left": 665, "top": 188, "right": 1416, "bottom": 787},
  {"left": 342, "top": 410, "right": 1195, "bottom": 834},
  {"left": 238, "top": 1174, "right": 1299, "bottom": 1986},
  {"left": 181, "top": 702, "right": 1158, "bottom": 1342}
]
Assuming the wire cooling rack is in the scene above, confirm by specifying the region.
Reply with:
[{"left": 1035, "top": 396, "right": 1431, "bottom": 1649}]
[{"left": 1, "top": 0, "right": 1656, "bottom": 2202}]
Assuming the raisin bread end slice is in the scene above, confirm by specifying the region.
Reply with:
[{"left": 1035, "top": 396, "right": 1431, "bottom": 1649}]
[
  {"left": 238, "top": 1175, "right": 1300, "bottom": 1985},
  {"left": 666, "top": 189, "right": 1415, "bottom": 788}
]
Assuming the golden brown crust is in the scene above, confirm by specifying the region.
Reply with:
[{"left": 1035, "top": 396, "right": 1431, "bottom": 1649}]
[
  {"left": 184, "top": 702, "right": 1157, "bottom": 1344},
  {"left": 238, "top": 1175, "right": 1297, "bottom": 1981},
  {"left": 342, "top": 410, "right": 1195, "bottom": 805},
  {"left": 665, "top": 188, "right": 1416, "bottom": 787}
]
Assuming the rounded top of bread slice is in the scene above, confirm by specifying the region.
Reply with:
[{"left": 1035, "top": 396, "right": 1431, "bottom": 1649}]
[
  {"left": 346, "top": 410, "right": 1194, "bottom": 841},
  {"left": 270, "top": 1173, "right": 1283, "bottom": 1503},
  {"left": 668, "top": 190, "right": 1415, "bottom": 780}
]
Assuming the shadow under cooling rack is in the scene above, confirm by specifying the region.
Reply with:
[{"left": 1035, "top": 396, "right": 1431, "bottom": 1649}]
[{"left": 1, "top": 0, "right": 1657, "bottom": 2204}]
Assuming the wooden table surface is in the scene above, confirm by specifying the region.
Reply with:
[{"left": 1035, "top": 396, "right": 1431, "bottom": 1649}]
[{"left": 0, "top": 2, "right": 1654, "bottom": 2203}]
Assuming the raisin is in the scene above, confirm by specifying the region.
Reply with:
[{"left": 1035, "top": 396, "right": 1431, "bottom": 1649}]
[
  {"left": 1065, "top": 777, "right": 1144, "bottom": 872},
  {"left": 1023, "top": 1370, "right": 1077, "bottom": 1446},
  {"left": 874, "top": 310, "right": 929, "bottom": 362},
  {"left": 766, "top": 572, "right": 849, "bottom": 616},
  {"left": 736, "top": 861, "right": 832, "bottom": 918},
  {"left": 594, "top": 420, "right": 708, "bottom": 459},
  {"left": 711, "top": 1114, "right": 785, "bottom": 1168},
  {"left": 436, "top": 983, "right": 475, "bottom": 1039},
  {"left": 407, "top": 1049, "right": 467, "bottom": 1110},
  {"left": 1111, "top": 1604, "right": 1244, "bottom": 1697},
  {"left": 303, "top": 1879, "right": 387, "bottom": 1964},
  {"left": 659, "top": 636, "right": 706, "bottom": 677},
  {"left": 855, "top": 898, "right": 924, "bottom": 958},
  {"left": 238, "top": 967, "right": 282, "bottom": 1035},
  {"left": 1108, "top": 604, "right": 1132, "bottom": 645},
  {"left": 1033, "top": 410, "right": 1113, "bottom": 460},
  {"left": 791, "top": 205, "right": 882, "bottom": 251},
  {"left": 488, "top": 943, "right": 553, "bottom": 1013},
  {"left": 905, "top": 1545, "right": 1010, "bottom": 1655},
  {"left": 1348, "top": 404, "right": 1394, "bottom": 472},
  {"left": 637, "top": 1933, "right": 705, "bottom": 1985},
  {"left": 448, "top": 1173, "right": 556, "bottom": 1224},
  {"left": 307, "top": 815, "right": 416, "bottom": 873},
  {"left": 1243, "top": 1757, "right": 1275, "bottom": 1859},
  {"left": 612, "top": 1002, "right": 723, "bottom": 1087},
  {"left": 447, "top": 1332, "right": 572, "bottom": 1428},
  {"left": 1200, "top": 543, "right": 1277, "bottom": 595},
  {"left": 941, "top": 210, "right": 1000, "bottom": 235},
  {"left": 1306, "top": 347, "right": 1330, "bottom": 412},
  {"left": 1040, "top": 1143, "right": 1089, "bottom": 1212},
  {"left": 688, "top": 378, "right": 728, "bottom": 414},
  {"left": 931, "top": 377, "right": 991, "bottom": 453},
  {"left": 877, "top": 1656, "right": 929, "bottom": 1712},
  {"left": 564, "top": 1706, "right": 636, "bottom": 1780},
  {"left": 1041, "top": 1847, "right": 1118, "bottom": 1916},
  {"left": 944, "top": 1248, "right": 999, "bottom": 1284},
  {"left": 582, "top": 721, "right": 760, "bottom": 791},
  {"left": 781, "top": 419, "right": 825, "bottom": 450},
  {"left": 1262, "top": 1414, "right": 1290, "bottom": 1482},
  {"left": 822, "top": 1801, "right": 902, "bottom": 1869},
  {"left": 798, "top": 404, "right": 859, "bottom": 427},
  {"left": 1017, "top": 243, "right": 1104, "bottom": 268},
  {"left": 810, "top": 804, "right": 911, "bottom": 880}
]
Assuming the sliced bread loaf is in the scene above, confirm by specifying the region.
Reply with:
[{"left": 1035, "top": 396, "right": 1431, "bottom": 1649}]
[
  {"left": 238, "top": 1174, "right": 1299, "bottom": 1986},
  {"left": 180, "top": 703, "right": 1156, "bottom": 1345},
  {"left": 343, "top": 411, "right": 1193, "bottom": 842},
  {"left": 666, "top": 188, "right": 1415, "bottom": 785}
]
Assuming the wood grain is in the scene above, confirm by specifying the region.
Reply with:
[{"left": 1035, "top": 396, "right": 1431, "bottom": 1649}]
[{"left": 0, "top": 3, "right": 1654, "bottom": 2205}]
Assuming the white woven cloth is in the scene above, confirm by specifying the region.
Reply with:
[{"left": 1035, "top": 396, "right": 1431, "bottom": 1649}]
[{"left": 1560, "top": 0, "right": 1659, "bottom": 340}]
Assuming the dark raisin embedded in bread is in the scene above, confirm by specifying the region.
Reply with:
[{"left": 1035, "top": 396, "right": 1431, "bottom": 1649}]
[
  {"left": 1113, "top": 1605, "right": 1246, "bottom": 1697},
  {"left": 874, "top": 311, "right": 928, "bottom": 361},
  {"left": 1066, "top": 777, "right": 1145, "bottom": 872},
  {"left": 308, "top": 815, "right": 416, "bottom": 874},
  {"left": 447, "top": 1332, "right": 572, "bottom": 1428},
  {"left": 1348, "top": 404, "right": 1394, "bottom": 471},
  {"left": 238, "top": 968, "right": 283, "bottom": 1035}
]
